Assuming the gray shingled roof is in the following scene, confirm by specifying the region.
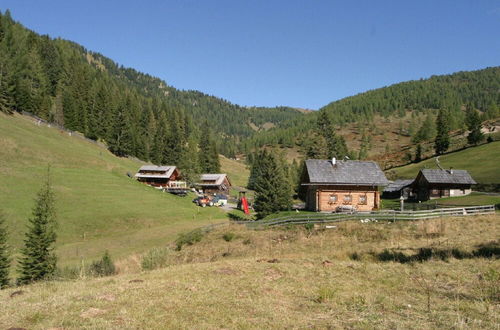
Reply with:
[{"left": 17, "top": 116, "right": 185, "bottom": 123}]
[
  {"left": 135, "top": 165, "right": 176, "bottom": 178},
  {"left": 304, "top": 159, "right": 389, "bottom": 186},
  {"left": 421, "top": 169, "right": 476, "bottom": 185},
  {"left": 383, "top": 179, "right": 414, "bottom": 192},
  {"left": 198, "top": 174, "right": 229, "bottom": 186}
]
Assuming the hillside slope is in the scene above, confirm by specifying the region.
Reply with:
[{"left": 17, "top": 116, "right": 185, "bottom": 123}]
[
  {"left": 0, "top": 113, "right": 227, "bottom": 266},
  {"left": 389, "top": 141, "right": 500, "bottom": 183},
  {"left": 0, "top": 215, "right": 498, "bottom": 328}
]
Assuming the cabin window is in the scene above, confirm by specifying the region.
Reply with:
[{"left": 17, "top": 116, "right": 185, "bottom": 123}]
[
  {"left": 328, "top": 194, "right": 338, "bottom": 203},
  {"left": 343, "top": 195, "right": 352, "bottom": 204},
  {"left": 359, "top": 194, "right": 367, "bottom": 205}
]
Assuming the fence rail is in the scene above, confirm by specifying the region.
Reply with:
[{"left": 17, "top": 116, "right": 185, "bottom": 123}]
[{"left": 238, "top": 205, "right": 496, "bottom": 228}]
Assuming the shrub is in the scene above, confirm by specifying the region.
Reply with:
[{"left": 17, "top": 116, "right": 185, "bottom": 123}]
[
  {"left": 89, "top": 251, "right": 116, "bottom": 277},
  {"left": 222, "top": 232, "right": 236, "bottom": 242},
  {"left": 141, "top": 247, "right": 170, "bottom": 271},
  {"left": 303, "top": 223, "right": 314, "bottom": 231},
  {"left": 175, "top": 229, "right": 204, "bottom": 251}
]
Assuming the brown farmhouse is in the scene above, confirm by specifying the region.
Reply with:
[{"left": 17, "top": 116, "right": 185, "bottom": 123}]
[
  {"left": 196, "top": 174, "right": 231, "bottom": 194},
  {"left": 412, "top": 169, "right": 476, "bottom": 201},
  {"left": 301, "top": 158, "right": 389, "bottom": 212},
  {"left": 134, "top": 165, "right": 184, "bottom": 189}
]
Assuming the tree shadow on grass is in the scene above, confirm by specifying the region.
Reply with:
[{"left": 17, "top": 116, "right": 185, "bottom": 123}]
[{"left": 371, "top": 241, "right": 499, "bottom": 264}]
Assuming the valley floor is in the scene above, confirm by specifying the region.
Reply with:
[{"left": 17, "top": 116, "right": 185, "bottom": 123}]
[{"left": 1, "top": 214, "right": 498, "bottom": 329}]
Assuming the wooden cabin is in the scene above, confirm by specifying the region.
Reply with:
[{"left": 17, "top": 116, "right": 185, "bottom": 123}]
[
  {"left": 412, "top": 169, "right": 476, "bottom": 201},
  {"left": 134, "top": 165, "right": 185, "bottom": 189},
  {"left": 383, "top": 179, "right": 414, "bottom": 199},
  {"left": 196, "top": 174, "right": 231, "bottom": 194},
  {"left": 301, "top": 158, "right": 389, "bottom": 212}
]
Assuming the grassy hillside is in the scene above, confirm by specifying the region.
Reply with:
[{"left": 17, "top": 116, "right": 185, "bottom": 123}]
[
  {"left": 0, "top": 113, "right": 227, "bottom": 266},
  {"left": 390, "top": 141, "right": 500, "bottom": 183},
  {"left": 0, "top": 214, "right": 498, "bottom": 328},
  {"left": 219, "top": 155, "right": 249, "bottom": 188}
]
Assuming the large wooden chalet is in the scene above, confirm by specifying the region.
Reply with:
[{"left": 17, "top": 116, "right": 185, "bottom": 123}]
[
  {"left": 301, "top": 158, "right": 389, "bottom": 212},
  {"left": 196, "top": 174, "right": 231, "bottom": 194},
  {"left": 412, "top": 169, "right": 476, "bottom": 201},
  {"left": 134, "top": 165, "right": 185, "bottom": 189}
]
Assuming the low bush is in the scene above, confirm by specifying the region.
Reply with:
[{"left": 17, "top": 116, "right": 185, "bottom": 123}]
[
  {"left": 222, "top": 232, "right": 236, "bottom": 242},
  {"left": 141, "top": 247, "right": 171, "bottom": 271},
  {"left": 175, "top": 229, "right": 204, "bottom": 251},
  {"left": 89, "top": 251, "right": 116, "bottom": 277}
]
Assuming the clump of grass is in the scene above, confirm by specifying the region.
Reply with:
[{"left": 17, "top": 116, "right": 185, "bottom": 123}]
[
  {"left": 141, "top": 247, "right": 171, "bottom": 271},
  {"left": 222, "top": 232, "right": 236, "bottom": 242},
  {"left": 315, "top": 287, "right": 336, "bottom": 303},
  {"left": 175, "top": 229, "right": 204, "bottom": 251}
]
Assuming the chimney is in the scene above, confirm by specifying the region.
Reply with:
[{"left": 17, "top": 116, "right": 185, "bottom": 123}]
[
  {"left": 449, "top": 167, "right": 454, "bottom": 175},
  {"left": 331, "top": 157, "right": 336, "bottom": 166}
]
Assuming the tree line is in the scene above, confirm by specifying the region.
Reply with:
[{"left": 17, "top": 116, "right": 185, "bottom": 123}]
[{"left": 0, "top": 10, "right": 301, "bottom": 172}]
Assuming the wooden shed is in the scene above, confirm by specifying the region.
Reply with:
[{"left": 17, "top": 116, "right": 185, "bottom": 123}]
[
  {"left": 301, "top": 158, "right": 389, "bottom": 212},
  {"left": 412, "top": 169, "right": 476, "bottom": 201},
  {"left": 196, "top": 174, "right": 231, "bottom": 194}
]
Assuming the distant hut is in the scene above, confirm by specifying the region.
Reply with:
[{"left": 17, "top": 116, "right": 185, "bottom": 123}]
[
  {"left": 412, "top": 169, "right": 476, "bottom": 201},
  {"left": 196, "top": 174, "right": 231, "bottom": 195},
  {"left": 300, "top": 158, "right": 389, "bottom": 212}
]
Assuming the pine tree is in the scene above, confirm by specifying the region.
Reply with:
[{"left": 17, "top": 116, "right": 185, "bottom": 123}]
[
  {"left": 0, "top": 211, "right": 10, "bottom": 289},
  {"left": 415, "top": 144, "right": 422, "bottom": 163},
  {"left": 107, "top": 105, "right": 132, "bottom": 157},
  {"left": 199, "top": 121, "right": 221, "bottom": 173},
  {"left": 434, "top": 109, "right": 450, "bottom": 155},
  {"left": 465, "top": 107, "right": 484, "bottom": 145},
  {"left": 17, "top": 168, "right": 57, "bottom": 284},
  {"left": 316, "top": 111, "right": 348, "bottom": 159},
  {"left": 253, "top": 151, "right": 292, "bottom": 219}
]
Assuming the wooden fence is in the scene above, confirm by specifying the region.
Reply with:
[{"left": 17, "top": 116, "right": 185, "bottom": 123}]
[{"left": 241, "top": 205, "right": 496, "bottom": 228}]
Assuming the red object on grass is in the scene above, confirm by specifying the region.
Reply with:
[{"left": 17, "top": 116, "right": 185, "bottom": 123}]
[{"left": 241, "top": 196, "right": 250, "bottom": 215}]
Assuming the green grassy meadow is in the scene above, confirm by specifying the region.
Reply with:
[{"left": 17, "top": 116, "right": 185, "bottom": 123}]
[
  {"left": 0, "top": 214, "right": 498, "bottom": 328},
  {"left": 390, "top": 142, "right": 500, "bottom": 183},
  {"left": 0, "top": 113, "right": 227, "bottom": 266}
]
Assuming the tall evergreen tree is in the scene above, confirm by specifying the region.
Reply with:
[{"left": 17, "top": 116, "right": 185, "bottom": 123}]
[
  {"left": 198, "top": 121, "right": 220, "bottom": 173},
  {"left": 252, "top": 151, "right": 292, "bottom": 219},
  {"left": 465, "top": 107, "right": 484, "bottom": 145},
  {"left": 316, "top": 111, "right": 348, "bottom": 159},
  {"left": 107, "top": 105, "right": 132, "bottom": 157},
  {"left": 0, "top": 211, "right": 10, "bottom": 289},
  {"left": 17, "top": 168, "right": 57, "bottom": 284},
  {"left": 415, "top": 144, "right": 422, "bottom": 163},
  {"left": 434, "top": 109, "right": 450, "bottom": 155}
]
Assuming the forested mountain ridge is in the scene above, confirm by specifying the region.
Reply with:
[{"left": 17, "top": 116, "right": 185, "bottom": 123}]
[
  {"left": 246, "top": 67, "right": 500, "bottom": 165},
  {"left": 0, "top": 10, "right": 302, "bottom": 165},
  {"left": 1, "top": 9, "right": 498, "bottom": 170}
]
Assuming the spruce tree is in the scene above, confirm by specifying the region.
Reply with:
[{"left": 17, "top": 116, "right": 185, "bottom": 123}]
[
  {"left": 415, "top": 144, "right": 422, "bottom": 163},
  {"left": 0, "top": 211, "right": 10, "bottom": 289},
  {"left": 253, "top": 151, "right": 292, "bottom": 219},
  {"left": 199, "top": 121, "right": 221, "bottom": 173},
  {"left": 465, "top": 107, "right": 484, "bottom": 145},
  {"left": 17, "top": 168, "right": 57, "bottom": 285},
  {"left": 434, "top": 109, "right": 450, "bottom": 155}
]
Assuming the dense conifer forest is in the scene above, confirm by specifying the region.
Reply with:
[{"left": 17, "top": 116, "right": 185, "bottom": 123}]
[
  {"left": 0, "top": 9, "right": 498, "bottom": 169},
  {"left": 0, "top": 10, "right": 301, "bottom": 173}
]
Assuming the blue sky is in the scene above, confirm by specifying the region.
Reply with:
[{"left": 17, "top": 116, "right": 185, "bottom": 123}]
[{"left": 1, "top": 1, "right": 499, "bottom": 109}]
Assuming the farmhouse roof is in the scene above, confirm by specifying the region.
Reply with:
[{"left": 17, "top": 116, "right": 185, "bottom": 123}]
[
  {"left": 383, "top": 179, "right": 414, "bottom": 193},
  {"left": 304, "top": 159, "right": 389, "bottom": 186},
  {"left": 420, "top": 169, "right": 476, "bottom": 185},
  {"left": 135, "top": 165, "right": 177, "bottom": 178},
  {"left": 198, "top": 174, "right": 230, "bottom": 186}
]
